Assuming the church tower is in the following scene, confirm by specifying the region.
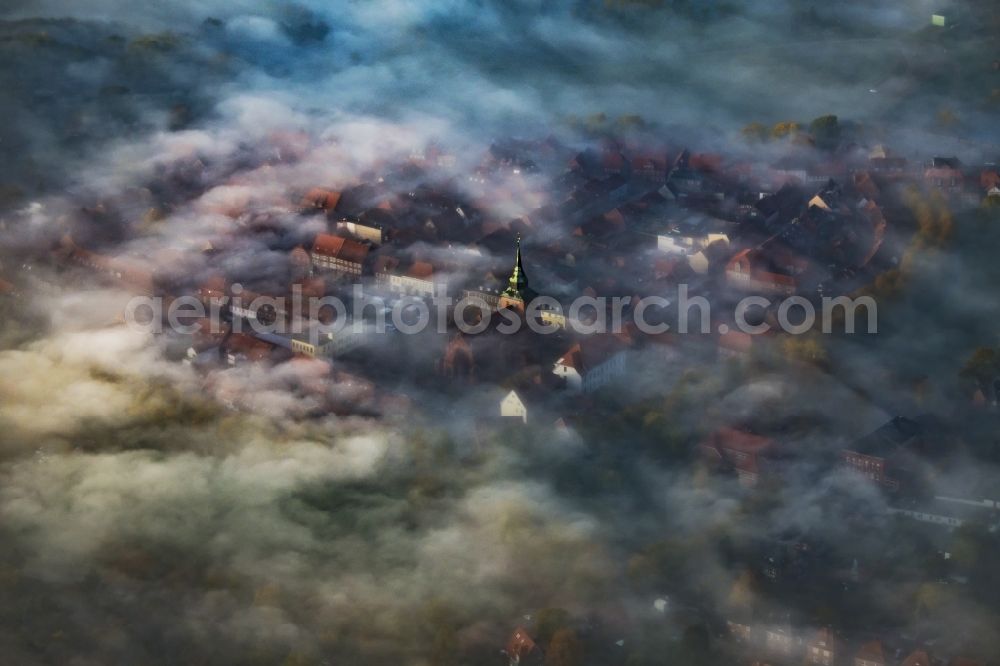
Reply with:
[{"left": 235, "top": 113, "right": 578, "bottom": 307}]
[{"left": 498, "top": 235, "right": 535, "bottom": 314}]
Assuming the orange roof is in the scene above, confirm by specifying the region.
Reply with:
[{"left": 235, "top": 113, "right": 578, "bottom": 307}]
[
  {"left": 407, "top": 261, "right": 434, "bottom": 279},
  {"left": 719, "top": 330, "right": 753, "bottom": 353},
  {"left": 900, "top": 650, "right": 932, "bottom": 666},
  {"left": 225, "top": 333, "right": 274, "bottom": 363},
  {"left": 312, "top": 233, "right": 369, "bottom": 264},
  {"left": 705, "top": 427, "right": 773, "bottom": 455},
  {"left": 557, "top": 343, "right": 584, "bottom": 371},
  {"left": 302, "top": 188, "right": 341, "bottom": 210},
  {"left": 296, "top": 276, "right": 326, "bottom": 298},
  {"left": 726, "top": 249, "right": 797, "bottom": 288},
  {"left": 690, "top": 153, "right": 722, "bottom": 172},
  {"left": 506, "top": 628, "right": 539, "bottom": 661},
  {"left": 924, "top": 167, "right": 963, "bottom": 180},
  {"left": 632, "top": 155, "right": 667, "bottom": 171}
]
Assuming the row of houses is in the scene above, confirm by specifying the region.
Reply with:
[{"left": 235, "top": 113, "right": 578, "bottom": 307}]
[{"left": 727, "top": 623, "right": 983, "bottom": 666}]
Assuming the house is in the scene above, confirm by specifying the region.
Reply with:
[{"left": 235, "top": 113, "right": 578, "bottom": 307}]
[
  {"left": 656, "top": 215, "right": 730, "bottom": 256},
  {"left": 334, "top": 219, "right": 384, "bottom": 245},
  {"left": 301, "top": 187, "right": 341, "bottom": 212},
  {"left": 900, "top": 650, "right": 933, "bottom": 666},
  {"left": 764, "top": 620, "right": 795, "bottom": 657},
  {"left": 718, "top": 330, "right": 754, "bottom": 360},
  {"left": 725, "top": 249, "right": 797, "bottom": 295},
  {"left": 552, "top": 336, "right": 628, "bottom": 393},
  {"left": 311, "top": 233, "right": 369, "bottom": 276},
  {"left": 854, "top": 641, "right": 886, "bottom": 666},
  {"left": 698, "top": 427, "right": 777, "bottom": 487},
  {"left": 924, "top": 166, "right": 964, "bottom": 192},
  {"left": 840, "top": 416, "right": 945, "bottom": 493},
  {"left": 688, "top": 250, "right": 710, "bottom": 274},
  {"left": 602, "top": 150, "right": 628, "bottom": 177},
  {"left": 289, "top": 246, "right": 312, "bottom": 277},
  {"left": 869, "top": 155, "right": 907, "bottom": 175},
  {"left": 505, "top": 627, "right": 543, "bottom": 666},
  {"left": 221, "top": 332, "right": 281, "bottom": 366},
  {"left": 806, "top": 628, "right": 837, "bottom": 666},
  {"left": 886, "top": 498, "right": 980, "bottom": 528},
  {"left": 374, "top": 257, "right": 441, "bottom": 298},
  {"left": 61, "top": 237, "right": 155, "bottom": 294},
  {"left": 726, "top": 613, "right": 753, "bottom": 642},
  {"left": 252, "top": 321, "right": 366, "bottom": 359},
  {"left": 632, "top": 155, "right": 668, "bottom": 182},
  {"left": 500, "top": 390, "right": 528, "bottom": 424}
]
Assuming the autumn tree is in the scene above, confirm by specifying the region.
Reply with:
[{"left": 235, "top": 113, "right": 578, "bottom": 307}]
[
  {"left": 741, "top": 122, "right": 768, "bottom": 142},
  {"left": 960, "top": 347, "right": 1000, "bottom": 389},
  {"left": 771, "top": 121, "right": 801, "bottom": 140},
  {"left": 781, "top": 335, "right": 828, "bottom": 367}
]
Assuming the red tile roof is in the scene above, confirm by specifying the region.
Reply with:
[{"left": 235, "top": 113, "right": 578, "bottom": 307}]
[
  {"left": 506, "top": 627, "right": 540, "bottom": 661},
  {"left": 706, "top": 427, "right": 773, "bottom": 456},
  {"left": 900, "top": 651, "right": 932, "bottom": 666},
  {"left": 719, "top": 330, "right": 753, "bottom": 354},
  {"left": 302, "top": 188, "right": 341, "bottom": 211},
  {"left": 407, "top": 261, "right": 435, "bottom": 279},
  {"left": 312, "top": 233, "right": 369, "bottom": 264},
  {"left": 225, "top": 333, "right": 275, "bottom": 363}
]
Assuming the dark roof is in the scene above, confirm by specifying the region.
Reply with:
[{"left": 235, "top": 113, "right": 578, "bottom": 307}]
[{"left": 851, "top": 416, "right": 923, "bottom": 457}]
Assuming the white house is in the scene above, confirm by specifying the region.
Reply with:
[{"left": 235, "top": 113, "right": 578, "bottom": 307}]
[
  {"left": 500, "top": 390, "right": 528, "bottom": 423},
  {"left": 553, "top": 337, "right": 628, "bottom": 393},
  {"left": 311, "top": 233, "right": 369, "bottom": 276},
  {"left": 374, "top": 258, "right": 440, "bottom": 298}
]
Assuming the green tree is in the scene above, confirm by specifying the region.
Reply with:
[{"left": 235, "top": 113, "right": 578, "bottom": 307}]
[{"left": 809, "top": 114, "right": 841, "bottom": 150}]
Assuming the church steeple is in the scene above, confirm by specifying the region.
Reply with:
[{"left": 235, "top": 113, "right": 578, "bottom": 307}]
[
  {"left": 505, "top": 235, "right": 529, "bottom": 295},
  {"left": 499, "top": 235, "right": 534, "bottom": 312}
]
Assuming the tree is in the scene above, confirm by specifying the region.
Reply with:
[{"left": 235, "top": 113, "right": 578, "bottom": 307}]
[
  {"left": 960, "top": 347, "right": 1000, "bottom": 389},
  {"left": 422, "top": 600, "right": 459, "bottom": 666},
  {"left": 809, "top": 114, "right": 841, "bottom": 151},
  {"left": 781, "top": 335, "right": 828, "bottom": 367},
  {"left": 546, "top": 628, "right": 583, "bottom": 666},
  {"left": 534, "top": 608, "right": 571, "bottom": 647},
  {"left": 771, "top": 121, "right": 801, "bottom": 140},
  {"left": 937, "top": 107, "right": 959, "bottom": 128},
  {"left": 679, "top": 624, "right": 711, "bottom": 665},
  {"left": 741, "top": 122, "right": 768, "bottom": 142}
]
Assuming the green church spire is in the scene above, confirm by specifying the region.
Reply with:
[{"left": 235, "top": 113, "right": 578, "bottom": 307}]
[
  {"left": 505, "top": 234, "right": 528, "bottom": 295},
  {"left": 498, "top": 235, "right": 537, "bottom": 314}
]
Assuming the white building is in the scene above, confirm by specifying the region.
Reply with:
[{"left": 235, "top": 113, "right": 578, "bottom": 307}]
[
  {"left": 500, "top": 390, "right": 528, "bottom": 423},
  {"left": 553, "top": 337, "right": 628, "bottom": 393}
]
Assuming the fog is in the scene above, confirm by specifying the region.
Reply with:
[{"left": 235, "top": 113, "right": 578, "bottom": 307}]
[{"left": 1, "top": 1, "right": 1000, "bottom": 665}]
